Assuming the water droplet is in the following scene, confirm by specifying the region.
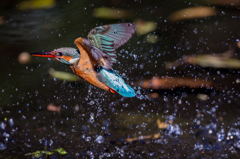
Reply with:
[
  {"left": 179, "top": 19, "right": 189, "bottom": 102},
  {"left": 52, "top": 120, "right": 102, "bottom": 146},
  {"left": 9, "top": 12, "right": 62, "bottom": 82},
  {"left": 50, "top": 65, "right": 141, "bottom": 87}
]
[
  {"left": 89, "top": 101, "right": 94, "bottom": 105},
  {"left": 85, "top": 136, "right": 91, "bottom": 141},
  {"left": 89, "top": 113, "right": 94, "bottom": 123},
  {"left": 95, "top": 135, "right": 104, "bottom": 144},
  {"left": 0, "top": 122, "right": 5, "bottom": 130},
  {"left": 8, "top": 118, "right": 14, "bottom": 127},
  {"left": 0, "top": 142, "right": 7, "bottom": 150},
  {"left": 141, "top": 123, "right": 147, "bottom": 127}
]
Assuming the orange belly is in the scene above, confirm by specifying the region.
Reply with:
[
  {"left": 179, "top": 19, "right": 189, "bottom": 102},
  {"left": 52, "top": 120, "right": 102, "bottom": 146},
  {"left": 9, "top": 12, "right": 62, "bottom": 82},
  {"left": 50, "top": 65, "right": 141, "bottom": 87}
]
[{"left": 74, "top": 38, "right": 109, "bottom": 91}]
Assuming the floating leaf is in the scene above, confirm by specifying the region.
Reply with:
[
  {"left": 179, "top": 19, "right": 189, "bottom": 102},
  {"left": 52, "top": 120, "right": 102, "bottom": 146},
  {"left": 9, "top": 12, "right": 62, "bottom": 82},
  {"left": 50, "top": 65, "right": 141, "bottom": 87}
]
[
  {"left": 145, "top": 34, "right": 159, "bottom": 43},
  {"left": 139, "top": 76, "right": 212, "bottom": 90},
  {"left": 169, "top": 7, "right": 217, "bottom": 22},
  {"left": 166, "top": 52, "right": 240, "bottom": 69},
  {"left": 53, "top": 148, "right": 67, "bottom": 155},
  {"left": 134, "top": 19, "right": 157, "bottom": 35},
  {"left": 126, "top": 133, "right": 161, "bottom": 142},
  {"left": 25, "top": 151, "right": 53, "bottom": 157},
  {"left": 194, "top": 55, "right": 240, "bottom": 68},
  {"left": 166, "top": 45, "right": 238, "bottom": 69},
  {"left": 156, "top": 119, "right": 168, "bottom": 129},
  {"left": 47, "top": 103, "right": 61, "bottom": 113},
  {"left": 49, "top": 68, "right": 80, "bottom": 82},
  {"left": 93, "top": 7, "right": 133, "bottom": 19},
  {"left": 18, "top": 0, "right": 56, "bottom": 11},
  {"left": 197, "top": 94, "right": 209, "bottom": 101},
  {"left": 148, "top": 92, "right": 159, "bottom": 98}
]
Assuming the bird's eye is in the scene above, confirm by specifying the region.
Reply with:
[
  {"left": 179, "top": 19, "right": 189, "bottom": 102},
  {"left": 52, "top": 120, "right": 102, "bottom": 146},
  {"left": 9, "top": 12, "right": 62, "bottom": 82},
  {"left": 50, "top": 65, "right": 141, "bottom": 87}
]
[{"left": 56, "top": 52, "right": 63, "bottom": 56}]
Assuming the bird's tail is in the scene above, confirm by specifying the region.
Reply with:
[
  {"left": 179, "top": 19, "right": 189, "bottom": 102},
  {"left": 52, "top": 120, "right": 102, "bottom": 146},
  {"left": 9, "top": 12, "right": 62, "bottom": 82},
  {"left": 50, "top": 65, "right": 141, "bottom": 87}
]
[{"left": 97, "top": 68, "right": 135, "bottom": 97}]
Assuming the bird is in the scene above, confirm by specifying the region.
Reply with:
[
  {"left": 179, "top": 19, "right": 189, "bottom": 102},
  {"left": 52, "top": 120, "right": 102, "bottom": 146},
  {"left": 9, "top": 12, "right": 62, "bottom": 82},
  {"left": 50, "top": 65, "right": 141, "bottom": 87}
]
[{"left": 31, "top": 23, "right": 136, "bottom": 97}]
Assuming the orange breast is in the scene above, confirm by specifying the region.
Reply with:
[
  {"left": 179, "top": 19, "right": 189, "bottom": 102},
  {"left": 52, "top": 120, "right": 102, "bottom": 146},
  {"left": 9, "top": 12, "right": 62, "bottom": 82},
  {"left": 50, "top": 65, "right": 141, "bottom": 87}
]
[{"left": 73, "top": 38, "right": 109, "bottom": 91}]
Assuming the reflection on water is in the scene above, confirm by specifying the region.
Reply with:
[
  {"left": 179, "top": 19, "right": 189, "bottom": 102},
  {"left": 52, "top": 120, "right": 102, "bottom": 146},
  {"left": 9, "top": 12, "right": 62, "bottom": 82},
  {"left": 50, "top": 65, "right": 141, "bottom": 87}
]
[{"left": 1, "top": 0, "right": 240, "bottom": 158}]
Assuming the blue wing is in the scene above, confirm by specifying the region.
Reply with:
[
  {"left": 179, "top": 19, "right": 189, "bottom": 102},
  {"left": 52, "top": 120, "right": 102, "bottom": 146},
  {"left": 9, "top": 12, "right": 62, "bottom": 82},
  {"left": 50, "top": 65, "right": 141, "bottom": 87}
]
[
  {"left": 98, "top": 68, "right": 135, "bottom": 97},
  {"left": 87, "top": 23, "right": 135, "bottom": 69}
]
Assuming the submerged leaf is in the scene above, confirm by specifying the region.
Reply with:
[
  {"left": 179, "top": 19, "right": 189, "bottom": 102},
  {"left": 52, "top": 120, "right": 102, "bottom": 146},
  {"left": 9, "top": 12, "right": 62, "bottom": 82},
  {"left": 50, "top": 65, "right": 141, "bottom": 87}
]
[
  {"left": 53, "top": 148, "right": 67, "bottom": 155},
  {"left": 166, "top": 53, "right": 240, "bottom": 69},
  {"left": 139, "top": 76, "right": 212, "bottom": 90},
  {"left": 18, "top": 0, "right": 56, "bottom": 11},
  {"left": 166, "top": 45, "right": 238, "bottom": 69},
  {"left": 25, "top": 150, "right": 53, "bottom": 157},
  {"left": 197, "top": 94, "right": 209, "bottom": 101},
  {"left": 145, "top": 34, "right": 159, "bottom": 43},
  {"left": 156, "top": 119, "right": 168, "bottom": 129},
  {"left": 148, "top": 92, "right": 159, "bottom": 98},
  {"left": 194, "top": 55, "right": 240, "bottom": 68},
  {"left": 134, "top": 19, "right": 157, "bottom": 35},
  {"left": 126, "top": 133, "right": 161, "bottom": 142},
  {"left": 93, "top": 7, "right": 133, "bottom": 19},
  {"left": 169, "top": 7, "right": 217, "bottom": 22},
  {"left": 49, "top": 68, "right": 80, "bottom": 82},
  {"left": 47, "top": 103, "right": 61, "bottom": 113}
]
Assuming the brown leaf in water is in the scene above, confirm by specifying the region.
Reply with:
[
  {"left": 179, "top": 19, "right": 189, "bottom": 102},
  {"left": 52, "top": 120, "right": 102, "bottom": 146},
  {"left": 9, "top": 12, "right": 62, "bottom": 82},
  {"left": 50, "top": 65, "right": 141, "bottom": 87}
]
[
  {"left": 139, "top": 76, "right": 212, "bottom": 90},
  {"left": 126, "top": 133, "right": 161, "bottom": 142},
  {"left": 47, "top": 103, "right": 61, "bottom": 113},
  {"left": 148, "top": 93, "right": 159, "bottom": 98},
  {"left": 169, "top": 7, "right": 217, "bottom": 22},
  {"left": 36, "top": 127, "right": 44, "bottom": 131},
  {"left": 156, "top": 119, "right": 168, "bottom": 129}
]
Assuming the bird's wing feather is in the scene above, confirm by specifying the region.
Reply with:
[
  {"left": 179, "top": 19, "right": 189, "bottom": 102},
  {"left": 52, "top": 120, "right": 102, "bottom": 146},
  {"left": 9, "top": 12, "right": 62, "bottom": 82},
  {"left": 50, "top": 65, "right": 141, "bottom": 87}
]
[
  {"left": 87, "top": 23, "right": 135, "bottom": 69},
  {"left": 98, "top": 68, "right": 135, "bottom": 97}
]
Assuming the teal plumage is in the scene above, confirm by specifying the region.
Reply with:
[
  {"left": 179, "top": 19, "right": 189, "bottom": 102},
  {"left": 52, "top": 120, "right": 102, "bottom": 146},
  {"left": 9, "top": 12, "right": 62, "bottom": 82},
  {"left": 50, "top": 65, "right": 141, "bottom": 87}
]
[
  {"left": 85, "top": 23, "right": 136, "bottom": 97},
  {"left": 87, "top": 23, "right": 135, "bottom": 64},
  {"left": 98, "top": 68, "right": 136, "bottom": 97}
]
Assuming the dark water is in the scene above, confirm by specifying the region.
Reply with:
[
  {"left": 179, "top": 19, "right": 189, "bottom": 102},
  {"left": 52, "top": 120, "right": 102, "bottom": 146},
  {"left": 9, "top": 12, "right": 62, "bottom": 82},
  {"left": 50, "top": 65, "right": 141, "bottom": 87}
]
[{"left": 1, "top": 0, "right": 240, "bottom": 158}]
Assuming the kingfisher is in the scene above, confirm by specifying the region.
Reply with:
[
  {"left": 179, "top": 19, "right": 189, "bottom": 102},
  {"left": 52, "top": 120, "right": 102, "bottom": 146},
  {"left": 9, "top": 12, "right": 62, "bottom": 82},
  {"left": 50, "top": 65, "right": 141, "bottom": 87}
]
[{"left": 31, "top": 23, "right": 136, "bottom": 97}]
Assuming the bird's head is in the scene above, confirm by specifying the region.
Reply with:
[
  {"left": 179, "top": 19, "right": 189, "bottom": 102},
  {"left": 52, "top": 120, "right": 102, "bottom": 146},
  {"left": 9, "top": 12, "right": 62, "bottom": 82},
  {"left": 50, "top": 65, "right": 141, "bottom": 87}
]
[{"left": 31, "top": 47, "right": 80, "bottom": 65}]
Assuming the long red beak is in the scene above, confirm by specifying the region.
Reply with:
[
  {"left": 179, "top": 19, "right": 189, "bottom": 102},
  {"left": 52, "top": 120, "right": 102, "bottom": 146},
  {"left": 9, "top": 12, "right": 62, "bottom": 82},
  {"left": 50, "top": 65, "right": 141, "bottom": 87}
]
[{"left": 30, "top": 52, "right": 56, "bottom": 58}]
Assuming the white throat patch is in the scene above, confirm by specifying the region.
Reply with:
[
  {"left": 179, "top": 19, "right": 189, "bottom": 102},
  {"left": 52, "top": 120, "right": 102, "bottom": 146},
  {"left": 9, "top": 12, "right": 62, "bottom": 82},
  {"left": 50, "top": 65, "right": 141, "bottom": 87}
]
[{"left": 69, "top": 58, "right": 79, "bottom": 64}]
